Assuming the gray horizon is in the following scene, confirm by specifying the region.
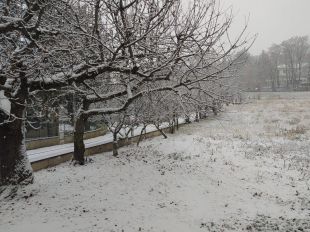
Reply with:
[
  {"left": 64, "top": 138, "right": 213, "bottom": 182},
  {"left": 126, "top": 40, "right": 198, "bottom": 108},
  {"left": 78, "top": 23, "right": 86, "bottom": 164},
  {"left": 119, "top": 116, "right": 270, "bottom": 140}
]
[{"left": 221, "top": 0, "right": 310, "bottom": 55}]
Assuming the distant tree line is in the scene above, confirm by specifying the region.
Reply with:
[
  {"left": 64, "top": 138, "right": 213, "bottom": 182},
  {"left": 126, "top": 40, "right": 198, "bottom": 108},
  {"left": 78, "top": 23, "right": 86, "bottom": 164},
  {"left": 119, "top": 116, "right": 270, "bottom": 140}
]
[{"left": 239, "top": 36, "right": 310, "bottom": 91}]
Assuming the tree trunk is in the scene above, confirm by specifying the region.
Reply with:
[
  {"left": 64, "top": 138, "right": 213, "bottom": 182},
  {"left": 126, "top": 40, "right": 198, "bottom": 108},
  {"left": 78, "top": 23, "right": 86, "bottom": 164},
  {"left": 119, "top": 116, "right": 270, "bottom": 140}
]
[
  {"left": 154, "top": 124, "right": 167, "bottom": 139},
  {"left": 212, "top": 107, "right": 218, "bottom": 115},
  {"left": 212, "top": 101, "right": 218, "bottom": 116},
  {"left": 73, "top": 100, "right": 90, "bottom": 165},
  {"left": 195, "top": 111, "right": 200, "bottom": 122},
  {"left": 73, "top": 114, "right": 88, "bottom": 165},
  {"left": 131, "top": 126, "right": 134, "bottom": 137},
  {"left": 170, "top": 121, "right": 175, "bottom": 134},
  {"left": 137, "top": 126, "right": 146, "bottom": 146},
  {"left": 112, "top": 132, "right": 118, "bottom": 157},
  {"left": 0, "top": 84, "right": 33, "bottom": 186},
  {"left": 185, "top": 115, "right": 191, "bottom": 123}
]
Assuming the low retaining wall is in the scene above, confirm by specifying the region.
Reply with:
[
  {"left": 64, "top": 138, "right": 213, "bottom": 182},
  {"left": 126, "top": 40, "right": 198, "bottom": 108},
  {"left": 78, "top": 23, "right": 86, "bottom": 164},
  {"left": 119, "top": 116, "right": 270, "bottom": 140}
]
[{"left": 31, "top": 126, "right": 178, "bottom": 171}]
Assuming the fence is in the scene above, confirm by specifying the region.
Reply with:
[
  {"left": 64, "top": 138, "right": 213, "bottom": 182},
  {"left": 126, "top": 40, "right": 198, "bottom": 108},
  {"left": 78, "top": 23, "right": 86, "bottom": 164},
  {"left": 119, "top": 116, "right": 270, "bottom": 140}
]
[
  {"left": 26, "top": 118, "right": 107, "bottom": 150},
  {"left": 26, "top": 121, "right": 59, "bottom": 140}
]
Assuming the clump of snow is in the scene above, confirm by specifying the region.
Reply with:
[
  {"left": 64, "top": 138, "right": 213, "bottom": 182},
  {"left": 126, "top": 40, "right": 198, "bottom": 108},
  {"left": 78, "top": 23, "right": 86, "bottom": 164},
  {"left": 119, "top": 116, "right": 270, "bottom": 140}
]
[
  {"left": 1, "top": 92, "right": 310, "bottom": 231},
  {"left": 0, "top": 90, "right": 11, "bottom": 115},
  {"left": 11, "top": 142, "right": 34, "bottom": 185}
]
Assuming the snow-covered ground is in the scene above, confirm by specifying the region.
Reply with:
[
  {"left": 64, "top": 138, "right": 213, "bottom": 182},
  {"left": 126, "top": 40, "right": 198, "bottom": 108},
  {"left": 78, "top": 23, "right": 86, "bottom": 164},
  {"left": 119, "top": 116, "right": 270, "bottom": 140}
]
[{"left": 1, "top": 92, "right": 310, "bottom": 232}]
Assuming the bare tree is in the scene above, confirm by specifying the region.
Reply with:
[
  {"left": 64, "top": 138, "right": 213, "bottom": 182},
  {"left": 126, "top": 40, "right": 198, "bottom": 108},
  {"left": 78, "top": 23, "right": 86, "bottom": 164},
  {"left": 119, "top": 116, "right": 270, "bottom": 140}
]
[
  {"left": 0, "top": 0, "right": 251, "bottom": 186},
  {"left": 281, "top": 36, "right": 309, "bottom": 88},
  {"left": 67, "top": 0, "right": 252, "bottom": 164},
  {"left": 268, "top": 44, "right": 281, "bottom": 89}
]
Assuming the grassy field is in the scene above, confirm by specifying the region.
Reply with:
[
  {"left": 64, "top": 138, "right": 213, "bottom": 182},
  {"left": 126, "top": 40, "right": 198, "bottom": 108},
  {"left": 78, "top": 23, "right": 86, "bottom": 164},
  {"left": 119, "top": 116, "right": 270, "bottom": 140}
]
[{"left": 1, "top": 92, "right": 310, "bottom": 232}]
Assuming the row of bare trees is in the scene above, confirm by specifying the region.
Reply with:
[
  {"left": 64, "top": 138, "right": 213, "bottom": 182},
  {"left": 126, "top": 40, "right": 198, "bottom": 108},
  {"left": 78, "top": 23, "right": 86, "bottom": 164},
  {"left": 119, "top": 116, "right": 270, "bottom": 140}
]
[{"left": 0, "top": 0, "right": 251, "bottom": 186}]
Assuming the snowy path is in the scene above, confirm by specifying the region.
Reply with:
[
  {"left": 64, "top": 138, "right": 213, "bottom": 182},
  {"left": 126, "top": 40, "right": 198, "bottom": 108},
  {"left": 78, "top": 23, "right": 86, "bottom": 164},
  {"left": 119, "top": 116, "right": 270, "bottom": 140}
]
[
  {"left": 28, "top": 122, "right": 177, "bottom": 163},
  {"left": 2, "top": 92, "right": 310, "bottom": 232},
  {"left": 28, "top": 132, "right": 114, "bottom": 163}
]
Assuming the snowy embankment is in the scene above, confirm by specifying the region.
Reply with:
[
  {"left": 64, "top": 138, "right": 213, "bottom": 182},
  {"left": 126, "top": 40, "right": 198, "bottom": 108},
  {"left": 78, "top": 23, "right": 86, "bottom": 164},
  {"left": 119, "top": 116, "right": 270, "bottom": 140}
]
[
  {"left": 28, "top": 122, "right": 174, "bottom": 163},
  {"left": 1, "top": 92, "right": 310, "bottom": 232}
]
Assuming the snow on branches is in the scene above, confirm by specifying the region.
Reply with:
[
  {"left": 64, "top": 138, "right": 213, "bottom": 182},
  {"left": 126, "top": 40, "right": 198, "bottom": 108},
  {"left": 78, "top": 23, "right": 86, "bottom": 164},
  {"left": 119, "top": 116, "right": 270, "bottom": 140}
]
[{"left": 0, "top": 0, "right": 253, "bottom": 185}]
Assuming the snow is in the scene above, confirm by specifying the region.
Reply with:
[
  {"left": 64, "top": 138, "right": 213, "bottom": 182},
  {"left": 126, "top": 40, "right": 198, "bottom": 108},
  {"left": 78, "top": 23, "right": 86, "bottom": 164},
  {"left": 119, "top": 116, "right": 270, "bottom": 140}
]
[
  {"left": 1, "top": 92, "right": 310, "bottom": 231},
  {"left": 0, "top": 90, "right": 11, "bottom": 115},
  {"left": 28, "top": 121, "right": 183, "bottom": 163}
]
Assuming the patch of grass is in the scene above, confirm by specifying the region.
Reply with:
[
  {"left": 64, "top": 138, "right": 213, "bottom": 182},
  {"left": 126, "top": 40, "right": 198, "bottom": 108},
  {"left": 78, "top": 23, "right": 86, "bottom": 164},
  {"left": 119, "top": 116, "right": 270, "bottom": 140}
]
[
  {"left": 288, "top": 117, "right": 301, "bottom": 125},
  {"left": 277, "top": 125, "right": 307, "bottom": 139},
  {"left": 271, "top": 118, "right": 280, "bottom": 123},
  {"left": 232, "top": 129, "right": 250, "bottom": 140},
  {"left": 303, "top": 114, "right": 310, "bottom": 120}
]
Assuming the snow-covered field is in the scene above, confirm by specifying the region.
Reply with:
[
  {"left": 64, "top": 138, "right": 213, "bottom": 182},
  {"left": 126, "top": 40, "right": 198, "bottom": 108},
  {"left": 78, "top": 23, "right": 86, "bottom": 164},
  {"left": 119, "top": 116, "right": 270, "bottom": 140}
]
[{"left": 1, "top": 92, "right": 310, "bottom": 232}]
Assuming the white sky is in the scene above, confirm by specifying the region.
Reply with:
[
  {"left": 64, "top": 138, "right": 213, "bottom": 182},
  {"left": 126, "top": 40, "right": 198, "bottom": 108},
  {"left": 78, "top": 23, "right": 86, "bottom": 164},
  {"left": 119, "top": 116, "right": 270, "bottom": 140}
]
[{"left": 221, "top": 0, "right": 310, "bottom": 55}]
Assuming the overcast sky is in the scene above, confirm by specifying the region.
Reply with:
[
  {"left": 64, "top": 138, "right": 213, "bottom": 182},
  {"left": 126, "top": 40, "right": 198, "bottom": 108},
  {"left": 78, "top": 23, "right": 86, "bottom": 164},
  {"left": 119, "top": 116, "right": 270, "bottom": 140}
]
[{"left": 221, "top": 0, "right": 310, "bottom": 55}]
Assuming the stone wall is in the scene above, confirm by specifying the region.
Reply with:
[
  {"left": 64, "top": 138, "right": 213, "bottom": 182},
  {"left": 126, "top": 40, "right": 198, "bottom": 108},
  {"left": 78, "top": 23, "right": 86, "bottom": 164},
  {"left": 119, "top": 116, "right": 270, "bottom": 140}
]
[{"left": 31, "top": 126, "right": 176, "bottom": 171}]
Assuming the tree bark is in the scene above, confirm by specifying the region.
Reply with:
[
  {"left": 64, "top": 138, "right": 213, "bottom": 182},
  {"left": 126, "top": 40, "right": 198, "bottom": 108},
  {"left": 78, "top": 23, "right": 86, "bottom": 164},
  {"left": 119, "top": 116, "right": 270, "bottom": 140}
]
[
  {"left": 0, "top": 77, "right": 33, "bottom": 186},
  {"left": 73, "top": 100, "right": 90, "bottom": 165},
  {"left": 154, "top": 124, "right": 167, "bottom": 139},
  {"left": 212, "top": 101, "right": 218, "bottom": 116},
  {"left": 185, "top": 115, "right": 191, "bottom": 123},
  {"left": 195, "top": 111, "right": 200, "bottom": 122},
  {"left": 137, "top": 125, "right": 146, "bottom": 146},
  {"left": 170, "top": 121, "right": 175, "bottom": 134},
  {"left": 112, "top": 132, "right": 119, "bottom": 157},
  {"left": 73, "top": 114, "right": 88, "bottom": 165}
]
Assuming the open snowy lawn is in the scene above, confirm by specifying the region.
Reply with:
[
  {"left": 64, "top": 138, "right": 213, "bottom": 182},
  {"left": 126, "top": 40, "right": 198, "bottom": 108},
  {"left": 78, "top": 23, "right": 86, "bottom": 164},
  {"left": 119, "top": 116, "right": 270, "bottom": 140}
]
[{"left": 1, "top": 92, "right": 310, "bottom": 232}]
